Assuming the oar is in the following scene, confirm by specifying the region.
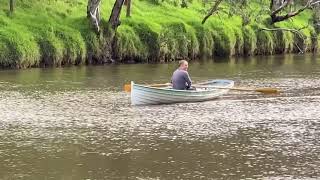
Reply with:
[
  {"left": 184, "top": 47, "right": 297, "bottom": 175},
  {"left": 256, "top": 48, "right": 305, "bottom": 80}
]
[
  {"left": 124, "top": 83, "right": 279, "bottom": 94},
  {"left": 124, "top": 83, "right": 171, "bottom": 92},
  {"left": 194, "top": 85, "right": 280, "bottom": 94}
]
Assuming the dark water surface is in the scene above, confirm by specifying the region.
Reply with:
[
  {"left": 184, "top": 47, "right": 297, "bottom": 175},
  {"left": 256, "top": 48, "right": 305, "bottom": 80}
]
[{"left": 0, "top": 54, "right": 320, "bottom": 179}]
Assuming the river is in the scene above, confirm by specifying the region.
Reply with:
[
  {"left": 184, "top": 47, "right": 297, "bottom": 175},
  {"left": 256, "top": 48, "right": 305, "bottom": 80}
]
[{"left": 0, "top": 54, "right": 319, "bottom": 179}]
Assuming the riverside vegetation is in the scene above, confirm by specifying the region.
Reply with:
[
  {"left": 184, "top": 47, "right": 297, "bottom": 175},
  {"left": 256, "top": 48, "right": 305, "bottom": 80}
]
[{"left": 0, "top": 0, "right": 319, "bottom": 68}]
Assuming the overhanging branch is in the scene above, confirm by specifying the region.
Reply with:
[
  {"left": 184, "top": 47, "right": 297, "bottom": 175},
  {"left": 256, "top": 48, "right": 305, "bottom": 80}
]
[
  {"left": 270, "top": 0, "right": 320, "bottom": 24},
  {"left": 271, "top": 0, "right": 289, "bottom": 17},
  {"left": 260, "top": 27, "right": 306, "bottom": 53},
  {"left": 202, "top": 0, "right": 223, "bottom": 24}
]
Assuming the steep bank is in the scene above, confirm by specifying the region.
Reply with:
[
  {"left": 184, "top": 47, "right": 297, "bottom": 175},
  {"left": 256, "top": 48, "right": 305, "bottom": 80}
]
[{"left": 0, "top": 0, "right": 319, "bottom": 68}]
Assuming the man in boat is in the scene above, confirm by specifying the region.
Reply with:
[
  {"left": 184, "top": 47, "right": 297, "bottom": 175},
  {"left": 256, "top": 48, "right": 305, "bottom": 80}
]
[{"left": 171, "top": 60, "right": 193, "bottom": 90}]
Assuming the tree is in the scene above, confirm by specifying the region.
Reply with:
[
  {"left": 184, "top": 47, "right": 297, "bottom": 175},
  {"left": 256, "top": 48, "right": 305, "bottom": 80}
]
[
  {"left": 202, "top": 0, "right": 248, "bottom": 24},
  {"left": 9, "top": 0, "right": 14, "bottom": 14},
  {"left": 87, "top": 0, "right": 127, "bottom": 63},
  {"left": 202, "top": 0, "right": 223, "bottom": 24},
  {"left": 269, "top": 0, "right": 320, "bottom": 24},
  {"left": 314, "top": 4, "right": 320, "bottom": 32},
  {"left": 124, "top": 0, "right": 132, "bottom": 17},
  {"left": 109, "top": 0, "right": 126, "bottom": 30},
  {"left": 87, "top": 0, "right": 101, "bottom": 33},
  {"left": 202, "top": 0, "right": 320, "bottom": 25},
  {"left": 87, "top": 0, "right": 126, "bottom": 31}
]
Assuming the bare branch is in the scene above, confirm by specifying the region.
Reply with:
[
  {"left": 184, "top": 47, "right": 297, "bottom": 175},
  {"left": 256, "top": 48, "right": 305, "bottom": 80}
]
[
  {"left": 271, "top": 0, "right": 289, "bottom": 17},
  {"left": 202, "top": 0, "right": 223, "bottom": 24},
  {"left": 260, "top": 27, "right": 305, "bottom": 53},
  {"left": 260, "top": 27, "right": 305, "bottom": 40},
  {"left": 270, "top": 0, "right": 320, "bottom": 24},
  {"left": 294, "top": 42, "right": 304, "bottom": 54},
  {"left": 311, "top": 1, "right": 320, "bottom": 6}
]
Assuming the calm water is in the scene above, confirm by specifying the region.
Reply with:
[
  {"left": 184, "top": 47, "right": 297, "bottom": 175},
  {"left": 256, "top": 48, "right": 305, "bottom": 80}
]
[{"left": 0, "top": 54, "right": 320, "bottom": 179}]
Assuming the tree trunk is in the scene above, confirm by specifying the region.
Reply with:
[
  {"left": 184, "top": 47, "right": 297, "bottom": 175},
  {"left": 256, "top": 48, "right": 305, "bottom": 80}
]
[
  {"left": 9, "top": 0, "right": 14, "bottom": 13},
  {"left": 126, "top": 0, "right": 131, "bottom": 17},
  {"left": 87, "top": 0, "right": 101, "bottom": 33},
  {"left": 109, "top": 0, "right": 125, "bottom": 30},
  {"left": 86, "top": 0, "right": 126, "bottom": 63},
  {"left": 314, "top": 4, "right": 320, "bottom": 33}
]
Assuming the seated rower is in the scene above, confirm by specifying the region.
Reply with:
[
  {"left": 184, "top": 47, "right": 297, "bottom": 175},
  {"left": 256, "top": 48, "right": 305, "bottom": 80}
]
[{"left": 171, "top": 60, "right": 194, "bottom": 90}]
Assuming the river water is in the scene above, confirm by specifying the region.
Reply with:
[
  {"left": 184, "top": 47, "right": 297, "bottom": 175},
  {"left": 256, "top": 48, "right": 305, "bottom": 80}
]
[{"left": 0, "top": 54, "right": 319, "bottom": 179}]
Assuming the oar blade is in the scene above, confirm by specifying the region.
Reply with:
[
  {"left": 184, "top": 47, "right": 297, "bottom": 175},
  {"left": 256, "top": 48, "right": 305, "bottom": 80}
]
[
  {"left": 124, "top": 84, "right": 131, "bottom": 92},
  {"left": 255, "top": 88, "right": 279, "bottom": 94}
]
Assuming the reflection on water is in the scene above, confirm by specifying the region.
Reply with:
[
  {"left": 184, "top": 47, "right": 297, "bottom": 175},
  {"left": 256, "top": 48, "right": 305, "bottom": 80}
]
[{"left": 0, "top": 54, "right": 320, "bottom": 179}]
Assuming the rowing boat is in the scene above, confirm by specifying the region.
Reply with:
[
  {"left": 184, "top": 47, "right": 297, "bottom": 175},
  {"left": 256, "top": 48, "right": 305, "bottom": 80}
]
[{"left": 131, "top": 79, "right": 234, "bottom": 105}]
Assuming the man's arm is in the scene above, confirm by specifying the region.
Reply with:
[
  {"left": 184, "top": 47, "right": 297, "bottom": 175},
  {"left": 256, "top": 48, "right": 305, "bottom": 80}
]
[{"left": 184, "top": 71, "right": 192, "bottom": 88}]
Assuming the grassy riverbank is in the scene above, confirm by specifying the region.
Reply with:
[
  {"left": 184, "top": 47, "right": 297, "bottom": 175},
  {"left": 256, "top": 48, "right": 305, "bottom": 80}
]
[{"left": 0, "top": 0, "right": 319, "bottom": 68}]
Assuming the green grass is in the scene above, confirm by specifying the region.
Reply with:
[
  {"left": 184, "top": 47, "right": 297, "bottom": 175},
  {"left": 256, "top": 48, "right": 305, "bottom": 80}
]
[
  {"left": 243, "top": 25, "right": 257, "bottom": 55},
  {"left": 0, "top": 0, "right": 89, "bottom": 67},
  {"left": 0, "top": 0, "right": 319, "bottom": 68}
]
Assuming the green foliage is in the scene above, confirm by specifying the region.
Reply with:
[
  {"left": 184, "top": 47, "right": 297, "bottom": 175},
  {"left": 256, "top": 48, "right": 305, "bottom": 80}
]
[
  {"left": 256, "top": 31, "right": 274, "bottom": 55},
  {"left": 252, "top": 24, "right": 275, "bottom": 55},
  {"left": 124, "top": 19, "right": 161, "bottom": 62},
  {"left": 0, "top": 0, "right": 318, "bottom": 68},
  {"left": 0, "top": 40, "right": 12, "bottom": 67},
  {"left": 207, "top": 19, "right": 237, "bottom": 56},
  {"left": 145, "top": 0, "right": 163, "bottom": 5},
  {"left": 233, "top": 24, "right": 244, "bottom": 55},
  {"left": 0, "top": 24, "right": 40, "bottom": 68},
  {"left": 115, "top": 25, "right": 148, "bottom": 61},
  {"left": 159, "top": 22, "right": 189, "bottom": 60},
  {"left": 0, "top": 0, "right": 88, "bottom": 67},
  {"left": 185, "top": 24, "right": 199, "bottom": 59},
  {"left": 37, "top": 30, "right": 65, "bottom": 66},
  {"left": 316, "top": 35, "right": 320, "bottom": 52},
  {"left": 243, "top": 25, "right": 257, "bottom": 55},
  {"left": 84, "top": 31, "right": 103, "bottom": 60},
  {"left": 272, "top": 30, "right": 294, "bottom": 54},
  {"left": 54, "top": 25, "right": 86, "bottom": 65},
  {"left": 189, "top": 21, "right": 214, "bottom": 58}
]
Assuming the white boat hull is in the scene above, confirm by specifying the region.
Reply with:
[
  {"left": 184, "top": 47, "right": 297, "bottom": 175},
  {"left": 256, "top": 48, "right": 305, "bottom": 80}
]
[{"left": 131, "top": 80, "right": 234, "bottom": 105}]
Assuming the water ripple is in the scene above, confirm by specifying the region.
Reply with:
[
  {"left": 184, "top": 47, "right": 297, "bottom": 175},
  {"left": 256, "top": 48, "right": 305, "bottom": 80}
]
[{"left": 1, "top": 58, "right": 320, "bottom": 179}]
